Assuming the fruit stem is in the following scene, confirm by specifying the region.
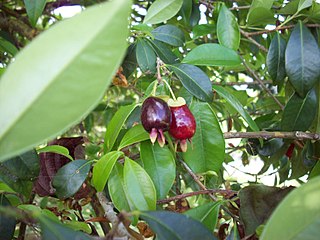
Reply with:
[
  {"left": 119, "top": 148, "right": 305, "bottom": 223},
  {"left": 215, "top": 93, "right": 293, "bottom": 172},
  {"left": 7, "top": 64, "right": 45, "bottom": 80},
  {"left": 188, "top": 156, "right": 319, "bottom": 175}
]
[{"left": 162, "top": 78, "right": 177, "bottom": 101}]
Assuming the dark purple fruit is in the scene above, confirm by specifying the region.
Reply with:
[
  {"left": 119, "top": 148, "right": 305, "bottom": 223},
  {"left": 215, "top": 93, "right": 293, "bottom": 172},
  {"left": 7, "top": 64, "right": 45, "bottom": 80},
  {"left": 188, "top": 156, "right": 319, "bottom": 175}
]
[
  {"left": 168, "top": 97, "right": 196, "bottom": 152},
  {"left": 141, "top": 97, "right": 171, "bottom": 147}
]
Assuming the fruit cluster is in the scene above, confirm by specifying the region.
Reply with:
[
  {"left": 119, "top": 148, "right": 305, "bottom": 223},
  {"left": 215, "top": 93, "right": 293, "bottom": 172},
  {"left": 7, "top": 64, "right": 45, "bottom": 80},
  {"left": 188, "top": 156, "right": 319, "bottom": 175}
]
[{"left": 141, "top": 96, "right": 196, "bottom": 152}]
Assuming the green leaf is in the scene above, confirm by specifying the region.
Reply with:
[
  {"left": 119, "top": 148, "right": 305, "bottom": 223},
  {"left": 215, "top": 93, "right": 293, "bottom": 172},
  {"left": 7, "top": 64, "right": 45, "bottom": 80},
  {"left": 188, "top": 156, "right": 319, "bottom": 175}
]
[
  {"left": 285, "top": 21, "right": 320, "bottom": 97},
  {"left": 183, "top": 101, "right": 225, "bottom": 173},
  {"left": 298, "top": 0, "right": 313, "bottom": 12},
  {"left": 0, "top": 149, "right": 39, "bottom": 198},
  {"left": 37, "top": 145, "right": 74, "bottom": 161},
  {"left": 169, "top": 64, "right": 213, "bottom": 102},
  {"left": 152, "top": 25, "right": 185, "bottom": 47},
  {"left": 108, "top": 163, "right": 134, "bottom": 212},
  {"left": 0, "top": 37, "right": 18, "bottom": 56},
  {"left": 104, "top": 103, "right": 138, "bottom": 152},
  {"left": 140, "top": 211, "right": 216, "bottom": 240},
  {"left": 278, "top": 0, "right": 300, "bottom": 14},
  {"left": 123, "top": 158, "right": 156, "bottom": 210},
  {"left": 261, "top": 176, "right": 320, "bottom": 240},
  {"left": 182, "top": 43, "right": 241, "bottom": 66},
  {"left": 52, "top": 160, "right": 91, "bottom": 199},
  {"left": 0, "top": 194, "right": 16, "bottom": 240},
  {"left": 143, "top": 0, "right": 183, "bottom": 24},
  {"left": 140, "top": 141, "right": 176, "bottom": 199},
  {"left": 0, "top": 0, "right": 131, "bottom": 162},
  {"left": 24, "top": 0, "right": 46, "bottom": 26},
  {"left": 266, "top": 32, "right": 287, "bottom": 86},
  {"left": 146, "top": 39, "right": 178, "bottom": 64},
  {"left": 239, "top": 185, "right": 294, "bottom": 235},
  {"left": 92, "top": 151, "right": 124, "bottom": 192},
  {"left": 39, "top": 215, "right": 91, "bottom": 240},
  {"left": 184, "top": 202, "right": 221, "bottom": 232},
  {"left": 136, "top": 38, "right": 157, "bottom": 73},
  {"left": 118, "top": 125, "right": 149, "bottom": 150},
  {"left": 217, "top": 5, "right": 240, "bottom": 50},
  {"left": 247, "top": 0, "right": 275, "bottom": 26},
  {"left": 247, "top": 7, "right": 275, "bottom": 26},
  {"left": 213, "top": 86, "right": 260, "bottom": 132},
  {"left": 281, "top": 89, "right": 317, "bottom": 131},
  {"left": 192, "top": 24, "right": 215, "bottom": 39}
]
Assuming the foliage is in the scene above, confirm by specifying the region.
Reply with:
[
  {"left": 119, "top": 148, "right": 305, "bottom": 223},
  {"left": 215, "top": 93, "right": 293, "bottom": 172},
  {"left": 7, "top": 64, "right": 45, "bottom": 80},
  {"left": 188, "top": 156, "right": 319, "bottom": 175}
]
[{"left": 0, "top": 0, "right": 320, "bottom": 239}]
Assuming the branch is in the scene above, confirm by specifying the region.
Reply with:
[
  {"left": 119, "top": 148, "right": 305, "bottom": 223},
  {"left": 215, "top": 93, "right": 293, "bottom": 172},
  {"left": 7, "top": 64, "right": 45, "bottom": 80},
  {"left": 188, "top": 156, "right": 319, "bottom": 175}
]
[
  {"left": 212, "top": 80, "right": 273, "bottom": 86},
  {"left": 224, "top": 131, "right": 320, "bottom": 140},
  {"left": 240, "top": 29, "right": 268, "bottom": 53},
  {"left": 96, "top": 192, "right": 132, "bottom": 239},
  {"left": 240, "top": 55, "right": 285, "bottom": 110},
  {"left": 245, "top": 24, "right": 320, "bottom": 36},
  {"left": 157, "top": 189, "right": 237, "bottom": 204}
]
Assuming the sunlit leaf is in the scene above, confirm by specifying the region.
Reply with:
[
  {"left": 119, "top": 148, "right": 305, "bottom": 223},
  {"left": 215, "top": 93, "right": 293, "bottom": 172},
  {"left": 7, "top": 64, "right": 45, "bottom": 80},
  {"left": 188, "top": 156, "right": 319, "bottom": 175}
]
[
  {"left": 0, "top": 0, "right": 131, "bottom": 162},
  {"left": 143, "top": 0, "right": 183, "bottom": 24},
  {"left": 140, "top": 141, "right": 175, "bottom": 199},
  {"left": 261, "top": 176, "right": 320, "bottom": 240}
]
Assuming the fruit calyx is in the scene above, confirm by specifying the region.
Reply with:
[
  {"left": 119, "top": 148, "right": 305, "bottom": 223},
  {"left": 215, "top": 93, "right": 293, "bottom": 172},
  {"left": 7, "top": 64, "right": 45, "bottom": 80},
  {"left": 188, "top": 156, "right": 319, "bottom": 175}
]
[
  {"left": 168, "top": 97, "right": 196, "bottom": 152},
  {"left": 141, "top": 96, "right": 171, "bottom": 147}
]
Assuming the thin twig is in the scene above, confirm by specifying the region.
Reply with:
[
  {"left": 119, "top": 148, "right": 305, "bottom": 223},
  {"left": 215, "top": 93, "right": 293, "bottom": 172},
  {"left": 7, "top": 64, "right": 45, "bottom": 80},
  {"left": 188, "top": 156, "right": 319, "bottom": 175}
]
[
  {"left": 224, "top": 131, "right": 320, "bottom": 140},
  {"left": 240, "top": 29, "right": 268, "bottom": 52},
  {"left": 179, "top": 158, "right": 241, "bottom": 222},
  {"left": 212, "top": 80, "right": 273, "bottom": 86},
  {"left": 245, "top": 24, "right": 320, "bottom": 36},
  {"left": 240, "top": 56, "right": 285, "bottom": 110},
  {"left": 157, "top": 189, "right": 237, "bottom": 204}
]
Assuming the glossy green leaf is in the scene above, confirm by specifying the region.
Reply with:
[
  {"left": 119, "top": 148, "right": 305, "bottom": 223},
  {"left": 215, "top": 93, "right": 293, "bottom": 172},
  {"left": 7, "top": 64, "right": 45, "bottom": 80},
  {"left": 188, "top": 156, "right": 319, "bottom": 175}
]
[
  {"left": 298, "top": 0, "right": 313, "bottom": 12},
  {"left": 104, "top": 103, "right": 138, "bottom": 152},
  {"left": 143, "top": 0, "right": 183, "bottom": 24},
  {"left": 183, "top": 101, "right": 225, "bottom": 173},
  {"left": 278, "top": 0, "right": 299, "bottom": 14},
  {"left": 0, "top": 0, "right": 131, "bottom": 162},
  {"left": 285, "top": 21, "right": 320, "bottom": 97},
  {"left": 240, "top": 185, "right": 294, "bottom": 235},
  {"left": 0, "top": 149, "right": 39, "bottom": 198},
  {"left": 169, "top": 64, "right": 213, "bottom": 102},
  {"left": 118, "top": 125, "right": 149, "bottom": 150},
  {"left": 184, "top": 202, "right": 221, "bottom": 232},
  {"left": 152, "top": 25, "right": 185, "bottom": 47},
  {"left": 39, "top": 215, "right": 91, "bottom": 240},
  {"left": 213, "top": 86, "right": 260, "bottom": 132},
  {"left": 37, "top": 145, "right": 73, "bottom": 161},
  {"left": 24, "top": 0, "right": 46, "bottom": 26},
  {"left": 217, "top": 5, "right": 240, "bottom": 50},
  {"left": 192, "top": 24, "right": 215, "bottom": 39},
  {"left": 136, "top": 38, "right": 157, "bottom": 73},
  {"left": 0, "top": 37, "right": 18, "bottom": 56},
  {"left": 147, "top": 39, "right": 178, "bottom": 64},
  {"left": 0, "top": 195, "right": 16, "bottom": 240},
  {"left": 179, "top": 0, "right": 192, "bottom": 25},
  {"left": 92, "top": 151, "right": 124, "bottom": 192},
  {"left": 140, "top": 141, "right": 176, "bottom": 199},
  {"left": 140, "top": 211, "right": 216, "bottom": 240},
  {"left": 247, "top": 7, "right": 275, "bottom": 26},
  {"left": 281, "top": 89, "right": 317, "bottom": 131},
  {"left": 261, "top": 176, "right": 320, "bottom": 240},
  {"left": 52, "top": 160, "right": 91, "bottom": 199},
  {"left": 266, "top": 32, "right": 287, "bottom": 86},
  {"left": 123, "top": 158, "right": 156, "bottom": 210},
  {"left": 247, "top": 0, "right": 275, "bottom": 26},
  {"left": 183, "top": 43, "right": 241, "bottom": 66},
  {"left": 108, "top": 163, "right": 135, "bottom": 212}
]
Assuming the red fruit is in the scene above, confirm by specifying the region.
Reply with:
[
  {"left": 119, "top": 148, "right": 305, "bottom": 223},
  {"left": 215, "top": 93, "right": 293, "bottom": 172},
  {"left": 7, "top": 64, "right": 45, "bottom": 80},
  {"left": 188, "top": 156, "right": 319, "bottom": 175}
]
[
  {"left": 141, "top": 96, "right": 171, "bottom": 147},
  {"left": 285, "top": 143, "right": 295, "bottom": 159},
  {"left": 168, "top": 97, "right": 196, "bottom": 152}
]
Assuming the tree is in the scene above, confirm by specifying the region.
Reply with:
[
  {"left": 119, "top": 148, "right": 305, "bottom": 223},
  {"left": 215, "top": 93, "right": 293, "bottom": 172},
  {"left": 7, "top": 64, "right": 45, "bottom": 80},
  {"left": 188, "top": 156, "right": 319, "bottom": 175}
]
[{"left": 0, "top": 0, "right": 320, "bottom": 239}]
